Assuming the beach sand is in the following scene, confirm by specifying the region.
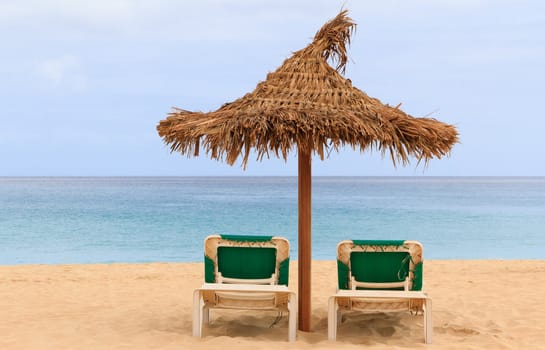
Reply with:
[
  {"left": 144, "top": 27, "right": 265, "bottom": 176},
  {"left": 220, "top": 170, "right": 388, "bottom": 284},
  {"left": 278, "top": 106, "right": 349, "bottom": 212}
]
[{"left": 1, "top": 260, "right": 545, "bottom": 349}]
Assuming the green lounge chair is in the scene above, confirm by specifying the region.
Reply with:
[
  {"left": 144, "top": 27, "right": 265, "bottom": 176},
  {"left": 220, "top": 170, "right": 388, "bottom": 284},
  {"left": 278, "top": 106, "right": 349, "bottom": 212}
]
[
  {"left": 193, "top": 234, "right": 296, "bottom": 341},
  {"left": 328, "top": 240, "right": 432, "bottom": 343}
]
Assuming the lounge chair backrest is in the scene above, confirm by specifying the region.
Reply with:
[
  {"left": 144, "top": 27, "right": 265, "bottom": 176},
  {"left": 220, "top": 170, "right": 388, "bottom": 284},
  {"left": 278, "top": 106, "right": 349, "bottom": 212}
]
[
  {"left": 337, "top": 240, "right": 423, "bottom": 291},
  {"left": 204, "top": 234, "right": 290, "bottom": 286}
]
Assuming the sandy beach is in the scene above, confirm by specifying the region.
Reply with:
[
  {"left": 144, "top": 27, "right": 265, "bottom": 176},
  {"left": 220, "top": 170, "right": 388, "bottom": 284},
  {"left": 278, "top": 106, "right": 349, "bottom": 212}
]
[{"left": 1, "top": 260, "right": 544, "bottom": 349}]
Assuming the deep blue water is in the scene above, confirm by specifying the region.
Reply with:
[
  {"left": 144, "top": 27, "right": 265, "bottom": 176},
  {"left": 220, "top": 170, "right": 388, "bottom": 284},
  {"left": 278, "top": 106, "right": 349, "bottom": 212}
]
[{"left": 1, "top": 177, "right": 544, "bottom": 264}]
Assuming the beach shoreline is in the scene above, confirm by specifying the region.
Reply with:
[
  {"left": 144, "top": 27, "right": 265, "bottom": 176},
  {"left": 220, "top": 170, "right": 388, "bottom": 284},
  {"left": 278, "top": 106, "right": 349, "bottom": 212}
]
[{"left": 2, "top": 260, "right": 544, "bottom": 349}]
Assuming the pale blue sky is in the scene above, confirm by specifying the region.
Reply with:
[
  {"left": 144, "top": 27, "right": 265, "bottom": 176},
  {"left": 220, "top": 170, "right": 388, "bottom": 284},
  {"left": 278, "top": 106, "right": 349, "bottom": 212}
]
[{"left": 1, "top": 0, "right": 544, "bottom": 176}]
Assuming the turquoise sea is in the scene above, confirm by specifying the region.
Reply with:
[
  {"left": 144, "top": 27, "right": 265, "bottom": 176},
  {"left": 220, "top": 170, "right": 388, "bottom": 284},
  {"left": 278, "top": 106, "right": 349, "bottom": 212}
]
[{"left": 1, "top": 177, "right": 544, "bottom": 265}]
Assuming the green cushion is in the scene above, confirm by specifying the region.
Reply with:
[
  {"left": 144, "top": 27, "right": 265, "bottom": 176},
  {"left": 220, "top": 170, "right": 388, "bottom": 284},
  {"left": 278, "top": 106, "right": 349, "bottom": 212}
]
[
  {"left": 217, "top": 246, "right": 277, "bottom": 280},
  {"left": 412, "top": 262, "right": 423, "bottom": 291},
  {"left": 350, "top": 251, "right": 410, "bottom": 290},
  {"left": 278, "top": 258, "right": 290, "bottom": 286},
  {"left": 204, "top": 255, "right": 215, "bottom": 283},
  {"left": 352, "top": 240, "right": 405, "bottom": 247},
  {"left": 220, "top": 234, "right": 273, "bottom": 242},
  {"left": 337, "top": 259, "right": 350, "bottom": 290}
]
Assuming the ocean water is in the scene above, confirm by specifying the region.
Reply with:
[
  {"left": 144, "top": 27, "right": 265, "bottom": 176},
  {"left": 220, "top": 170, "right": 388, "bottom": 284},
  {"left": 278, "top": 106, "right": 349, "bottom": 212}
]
[{"left": 1, "top": 177, "right": 544, "bottom": 265}]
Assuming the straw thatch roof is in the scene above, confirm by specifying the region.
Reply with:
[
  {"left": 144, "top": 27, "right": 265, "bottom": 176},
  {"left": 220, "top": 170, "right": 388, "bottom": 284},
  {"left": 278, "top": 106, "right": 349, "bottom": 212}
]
[{"left": 157, "top": 10, "right": 458, "bottom": 167}]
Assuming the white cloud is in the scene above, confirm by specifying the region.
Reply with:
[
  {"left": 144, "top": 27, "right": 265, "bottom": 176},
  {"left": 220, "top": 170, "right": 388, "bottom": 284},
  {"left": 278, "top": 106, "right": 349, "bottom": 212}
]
[{"left": 38, "top": 54, "right": 87, "bottom": 91}]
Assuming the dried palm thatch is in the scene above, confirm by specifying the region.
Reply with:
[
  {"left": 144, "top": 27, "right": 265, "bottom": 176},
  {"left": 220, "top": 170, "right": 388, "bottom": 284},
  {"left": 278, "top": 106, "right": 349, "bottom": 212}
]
[{"left": 157, "top": 10, "right": 458, "bottom": 168}]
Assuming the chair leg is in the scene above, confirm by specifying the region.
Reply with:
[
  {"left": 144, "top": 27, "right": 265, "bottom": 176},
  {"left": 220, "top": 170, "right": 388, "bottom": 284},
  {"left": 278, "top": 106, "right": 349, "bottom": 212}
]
[
  {"left": 424, "top": 298, "right": 433, "bottom": 344},
  {"left": 192, "top": 290, "right": 203, "bottom": 337},
  {"left": 203, "top": 306, "right": 210, "bottom": 325},
  {"left": 287, "top": 293, "right": 296, "bottom": 342},
  {"left": 328, "top": 296, "right": 338, "bottom": 341}
]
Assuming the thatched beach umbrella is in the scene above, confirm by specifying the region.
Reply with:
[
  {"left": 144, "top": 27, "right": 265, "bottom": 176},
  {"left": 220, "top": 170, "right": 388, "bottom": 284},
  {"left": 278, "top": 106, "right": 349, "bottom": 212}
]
[{"left": 157, "top": 10, "right": 458, "bottom": 332}]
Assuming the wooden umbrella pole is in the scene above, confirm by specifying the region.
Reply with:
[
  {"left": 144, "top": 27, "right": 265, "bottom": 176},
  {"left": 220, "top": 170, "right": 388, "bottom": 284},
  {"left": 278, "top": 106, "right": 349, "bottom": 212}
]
[{"left": 298, "top": 145, "right": 312, "bottom": 332}]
